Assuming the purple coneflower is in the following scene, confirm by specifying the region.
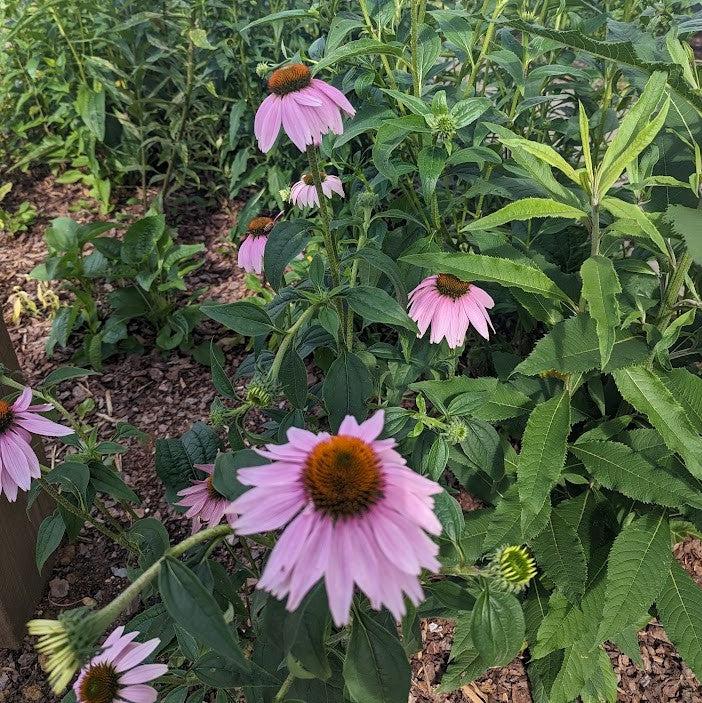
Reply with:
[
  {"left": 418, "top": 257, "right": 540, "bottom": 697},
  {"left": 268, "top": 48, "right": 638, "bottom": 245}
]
[
  {"left": 0, "top": 386, "right": 73, "bottom": 502},
  {"left": 177, "top": 463, "right": 236, "bottom": 534},
  {"left": 237, "top": 216, "right": 274, "bottom": 274},
  {"left": 230, "top": 410, "right": 442, "bottom": 626},
  {"left": 408, "top": 274, "right": 495, "bottom": 349},
  {"left": 73, "top": 626, "right": 167, "bottom": 703},
  {"left": 254, "top": 63, "right": 355, "bottom": 153},
  {"left": 290, "top": 172, "right": 344, "bottom": 208}
]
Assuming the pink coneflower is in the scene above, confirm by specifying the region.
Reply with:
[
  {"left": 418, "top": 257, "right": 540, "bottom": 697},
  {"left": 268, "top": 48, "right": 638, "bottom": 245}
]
[
  {"left": 408, "top": 274, "right": 495, "bottom": 349},
  {"left": 290, "top": 172, "right": 344, "bottom": 208},
  {"left": 177, "top": 463, "right": 236, "bottom": 534},
  {"left": 254, "top": 63, "right": 356, "bottom": 153},
  {"left": 73, "top": 626, "right": 167, "bottom": 703},
  {"left": 230, "top": 410, "right": 442, "bottom": 626},
  {"left": 237, "top": 216, "right": 274, "bottom": 274},
  {"left": 0, "top": 386, "right": 73, "bottom": 502}
]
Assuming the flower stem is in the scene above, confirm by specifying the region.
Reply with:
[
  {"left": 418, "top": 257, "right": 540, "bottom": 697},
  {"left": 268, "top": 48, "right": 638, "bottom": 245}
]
[
  {"left": 269, "top": 305, "right": 317, "bottom": 381},
  {"left": 658, "top": 251, "right": 694, "bottom": 329},
  {"left": 273, "top": 671, "right": 296, "bottom": 703}
]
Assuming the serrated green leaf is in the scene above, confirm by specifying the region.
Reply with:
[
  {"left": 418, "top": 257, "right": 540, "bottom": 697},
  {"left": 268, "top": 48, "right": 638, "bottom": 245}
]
[
  {"left": 601, "top": 197, "right": 668, "bottom": 255},
  {"left": 613, "top": 366, "right": 702, "bottom": 479},
  {"left": 485, "top": 486, "right": 550, "bottom": 550},
  {"left": 517, "top": 391, "right": 571, "bottom": 524},
  {"left": 500, "top": 137, "right": 580, "bottom": 184},
  {"left": 462, "top": 198, "right": 586, "bottom": 232},
  {"left": 580, "top": 256, "right": 621, "bottom": 367},
  {"left": 345, "top": 286, "right": 417, "bottom": 332},
  {"left": 471, "top": 586, "right": 525, "bottom": 667},
  {"left": 664, "top": 204, "right": 702, "bottom": 265},
  {"left": 571, "top": 440, "right": 701, "bottom": 508},
  {"left": 597, "top": 513, "right": 671, "bottom": 643},
  {"left": 660, "top": 368, "right": 702, "bottom": 434},
  {"left": 657, "top": 561, "right": 702, "bottom": 681}
]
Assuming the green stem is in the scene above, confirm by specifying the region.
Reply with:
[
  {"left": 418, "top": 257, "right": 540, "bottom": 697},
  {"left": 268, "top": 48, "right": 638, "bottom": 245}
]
[
  {"left": 49, "top": 8, "right": 87, "bottom": 83},
  {"left": 273, "top": 671, "right": 296, "bottom": 703},
  {"left": 269, "top": 305, "right": 317, "bottom": 381},
  {"left": 409, "top": 0, "right": 425, "bottom": 98},
  {"left": 590, "top": 202, "right": 601, "bottom": 257},
  {"left": 658, "top": 252, "right": 694, "bottom": 329}
]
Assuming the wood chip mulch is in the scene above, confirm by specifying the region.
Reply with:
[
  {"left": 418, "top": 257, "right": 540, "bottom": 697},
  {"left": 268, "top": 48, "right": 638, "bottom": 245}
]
[{"left": 1, "top": 174, "right": 701, "bottom": 702}]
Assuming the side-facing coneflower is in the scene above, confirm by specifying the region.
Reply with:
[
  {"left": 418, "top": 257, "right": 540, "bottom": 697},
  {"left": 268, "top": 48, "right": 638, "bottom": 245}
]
[
  {"left": 408, "top": 274, "right": 495, "bottom": 349},
  {"left": 254, "top": 63, "right": 355, "bottom": 153},
  {"left": 230, "top": 410, "right": 442, "bottom": 626},
  {"left": 0, "top": 386, "right": 73, "bottom": 501},
  {"left": 177, "top": 463, "right": 237, "bottom": 534},
  {"left": 290, "top": 172, "right": 345, "bottom": 208},
  {"left": 237, "top": 216, "right": 274, "bottom": 274},
  {"left": 73, "top": 626, "right": 167, "bottom": 703}
]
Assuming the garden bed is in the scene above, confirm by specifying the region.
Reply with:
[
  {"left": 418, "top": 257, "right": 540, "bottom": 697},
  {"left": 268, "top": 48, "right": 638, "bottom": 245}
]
[{"left": 1, "top": 175, "right": 701, "bottom": 703}]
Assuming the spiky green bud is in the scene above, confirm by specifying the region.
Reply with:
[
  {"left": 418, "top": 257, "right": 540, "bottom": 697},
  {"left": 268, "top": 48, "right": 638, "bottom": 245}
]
[{"left": 488, "top": 545, "right": 537, "bottom": 593}]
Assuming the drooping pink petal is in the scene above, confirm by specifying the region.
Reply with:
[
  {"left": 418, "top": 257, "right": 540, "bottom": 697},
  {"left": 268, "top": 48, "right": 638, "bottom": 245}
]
[
  {"left": 13, "top": 412, "right": 74, "bottom": 437},
  {"left": 118, "top": 663, "right": 169, "bottom": 685}
]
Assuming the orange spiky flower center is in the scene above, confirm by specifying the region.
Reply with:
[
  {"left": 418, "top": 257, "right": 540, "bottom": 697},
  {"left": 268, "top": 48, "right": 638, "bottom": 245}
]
[
  {"left": 0, "top": 400, "right": 14, "bottom": 433},
  {"left": 78, "top": 661, "right": 120, "bottom": 703},
  {"left": 246, "top": 216, "right": 274, "bottom": 238},
  {"left": 267, "top": 63, "right": 312, "bottom": 96},
  {"left": 435, "top": 273, "right": 471, "bottom": 299}
]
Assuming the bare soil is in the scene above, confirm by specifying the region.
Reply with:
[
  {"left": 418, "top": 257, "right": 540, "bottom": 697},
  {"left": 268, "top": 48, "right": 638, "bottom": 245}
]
[{"left": 0, "top": 175, "right": 701, "bottom": 702}]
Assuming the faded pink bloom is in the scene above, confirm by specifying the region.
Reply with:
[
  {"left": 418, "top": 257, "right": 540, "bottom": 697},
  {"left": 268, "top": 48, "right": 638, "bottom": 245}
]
[
  {"left": 290, "top": 173, "right": 344, "bottom": 208},
  {"left": 0, "top": 386, "right": 73, "bottom": 502},
  {"left": 254, "top": 63, "right": 355, "bottom": 153},
  {"left": 408, "top": 274, "right": 495, "bottom": 349},
  {"left": 230, "top": 410, "right": 442, "bottom": 626},
  {"left": 74, "top": 626, "right": 167, "bottom": 703},
  {"left": 177, "top": 463, "right": 236, "bottom": 534},
  {"left": 237, "top": 216, "right": 274, "bottom": 274}
]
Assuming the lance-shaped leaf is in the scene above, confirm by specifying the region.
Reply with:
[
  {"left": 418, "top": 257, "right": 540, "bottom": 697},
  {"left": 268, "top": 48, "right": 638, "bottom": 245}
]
[
  {"left": 613, "top": 366, "right": 702, "bottom": 480},
  {"left": 580, "top": 256, "right": 621, "bottom": 367},
  {"left": 499, "top": 137, "right": 580, "bottom": 184},
  {"left": 664, "top": 204, "right": 702, "bottom": 265},
  {"left": 517, "top": 391, "right": 571, "bottom": 525},
  {"left": 597, "top": 513, "right": 671, "bottom": 644},
  {"left": 462, "top": 198, "right": 586, "bottom": 232},
  {"left": 402, "top": 252, "right": 573, "bottom": 303},
  {"left": 601, "top": 197, "right": 668, "bottom": 256}
]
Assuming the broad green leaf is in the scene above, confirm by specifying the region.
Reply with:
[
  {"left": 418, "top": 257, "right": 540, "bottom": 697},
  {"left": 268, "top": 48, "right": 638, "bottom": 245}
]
[
  {"left": 373, "top": 115, "right": 430, "bottom": 184},
  {"left": 201, "top": 301, "right": 275, "bottom": 336},
  {"left": 436, "top": 614, "right": 487, "bottom": 691},
  {"left": 263, "top": 220, "right": 311, "bottom": 289},
  {"left": 550, "top": 644, "right": 616, "bottom": 703},
  {"left": 313, "top": 38, "right": 403, "bottom": 73},
  {"left": 41, "top": 366, "right": 98, "bottom": 387},
  {"left": 240, "top": 9, "right": 315, "bottom": 31},
  {"left": 660, "top": 368, "right": 702, "bottom": 434},
  {"left": 580, "top": 256, "right": 621, "bottom": 367},
  {"left": 500, "top": 137, "right": 580, "bottom": 184},
  {"left": 76, "top": 84, "right": 105, "bottom": 141},
  {"left": 284, "top": 584, "right": 331, "bottom": 680},
  {"left": 433, "top": 490, "right": 464, "bottom": 543},
  {"left": 345, "top": 286, "right": 417, "bottom": 333},
  {"left": 121, "top": 215, "right": 165, "bottom": 265},
  {"left": 571, "top": 440, "right": 701, "bottom": 508},
  {"left": 485, "top": 486, "right": 550, "bottom": 550},
  {"left": 159, "top": 556, "right": 250, "bottom": 674},
  {"left": 657, "top": 561, "right": 702, "bottom": 682},
  {"left": 597, "top": 513, "right": 671, "bottom": 643},
  {"left": 613, "top": 366, "right": 702, "bottom": 479},
  {"left": 462, "top": 198, "right": 586, "bottom": 232},
  {"left": 323, "top": 352, "right": 372, "bottom": 431},
  {"left": 402, "top": 252, "right": 572, "bottom": 303},
  {"left": 664, "top": 204, "right": 702, "bottom": 265},
  {"left": 601, "top": 197, "right": 668, "bottom": 256},
  {"left": 517, "top": 391, "right": 571, "bottom": 524},
  {"left": 470, "top": 586, "right": 525, "bottom": 667},
  {"left": 279, "top": 349, "right": 307, "bottom": 409},
  {"left": 189, "top": 28, "right": 215, "bottom": 49},
  {"left": 343, "top": 609, "right": 410, "bottom": 703},
  {"left": 417, "top": 146, "right": 446, "bottom": 202},
  {"left": 36, "top": 511, "right": 65, "bottom": 572},
  {"left": 514, "top": 315, "right": 649, "bottom": 376},
  {"left": 532, "top": 510, "right": 587, "bottom": 604}
]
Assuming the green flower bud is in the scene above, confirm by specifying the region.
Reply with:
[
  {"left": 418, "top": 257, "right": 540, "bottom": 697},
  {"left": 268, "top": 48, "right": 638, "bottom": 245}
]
[
  {"left": 256, "top": 62, "right": 270, "bottom": 78},
  {"left": 444, "top": 418, "right": 469, "bottom": 445},
  {"left": 488, "top": 545, "right": 537, "bottom": 593}
]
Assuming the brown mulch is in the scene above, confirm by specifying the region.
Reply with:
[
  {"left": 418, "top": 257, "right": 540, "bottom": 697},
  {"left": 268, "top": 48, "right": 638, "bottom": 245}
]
[{"left": 1, "top": 175, "right": 702, "bottom": 702}]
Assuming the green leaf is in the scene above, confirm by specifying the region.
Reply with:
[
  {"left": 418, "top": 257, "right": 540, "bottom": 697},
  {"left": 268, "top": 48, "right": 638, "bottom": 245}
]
[
  {"left": 517, "top": 391, "right": 571, "bottom": 523},
  {"left": 240, "top": 8, "right": 315, "bottom": 31},
  {"left": 263, "top": 220, "right": 311, "bottom": 290},
  {"left": 121, "top": 215, "right": 165, "bottom": 265},
  {"left": 601, "top": 197, "right": 668, "bottom": 255},
  {"left": 402, "top": 252, "right": 572, "bottom": 303},
  {"left": 571, "top": 440, "right": 701, "bottom": 508},
  {"left": 470, "top": 586, "right": 525, "bottom": 667},
  {"left": 36, "top": 511, "right": 65, "bottom": 572},
  {"left": 279, "top": 349, "right": 308, "bottom": 409},
  {"left": 209, "top": 343, "right": 236, "bottom": 399},
  {"left": 188, "top": 28, "right": 215, "bottom": 49},
  {"left": 613, "top": 366, "right": 702, "bottom": 479},
  {"left": 343, "top": 609, "right": 410, "bottom": 703},
  {"left": 664, "top": 204, "right": 702, "bottom": 265},
  {"left": 159, "top": 556, "right": 251, "bottom": 675},
  {"left": 417, "top": 146, "right": 446, "bottom": 202},
  {"left": 284, "top": 584, "right": 331, "bottom": 680},
  {"left": 433, "top": 490, "right": 464, "bottom": 543},
  {"left": 514, "top": 315, "right": 649, "bottom": 376},
  {"left": 313, "top": 38, "right": 403, "bottom": 74},
  {"left": 76, "top": 84, "right": 105, "bottom": 141},
  {"left": 41, "top": 366, "right": 98, "bottom": 387},
  {"left": 212, "top": 450, "right": 265, "bottom": 501},
  {"left": 580, "top": 256, "right": 621, "bottom": 367},
  {"left": 323, "top": 352, "right": 372, "bottom": 431},
  {"left": 462, "top": 198, "right": 586, "bottom": 232},
  {"left": 660, "top": 368, "right": 702, "bottom": 434},
  {"left": 485, "top": 486, "right": 550, "bottom": 551},
  {"left": 345, "top": 286, "right": 417, "bottom": 333},
  {"left": 499, "top": 137, "right": 580, "bottom": 184},
  {"left": 657, "top": 561, "right": 702, "bottom": 681},
  {"left": 597, "top": 513, "right": 671, "bottom": 643},
  {"left": 531, "top": 510, "right": 587, "bottom": 604},
  {"left": 353, "top": 248, "right": 407, "bottom": 304},
  {"left": 201, "top": 301, "right": 275, "bottom": 336}
]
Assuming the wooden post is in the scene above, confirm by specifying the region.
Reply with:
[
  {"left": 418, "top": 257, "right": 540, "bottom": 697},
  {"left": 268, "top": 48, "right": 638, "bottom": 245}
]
[{"left": 0, "top": 316, "right": 55, "bottom": 648}]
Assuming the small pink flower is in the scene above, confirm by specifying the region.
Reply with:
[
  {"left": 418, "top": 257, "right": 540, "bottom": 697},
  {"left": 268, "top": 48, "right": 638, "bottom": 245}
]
[
  {"left": 290, "top": 173, "right": 344, "bottom": 208},
  {"left": 177, "top": 463, "right": 236, "bottom": 534},
  {"left": 237, "top": 216, "right": 274, "bottom": 274},
  {"left": 254, "top": 63, "right": 355, "bottom": 153},
  {"left": 73, "top": 626, "right": 167, "bottom": 703},
  {"left": 408, "top": 274, "right": 495, "bottom": 349},
  {"left": 0, "top": 387, "right": 73, "bottom": 502},
  {"left": 230, "top": 410, "right": 442, "bottom": 626}
]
